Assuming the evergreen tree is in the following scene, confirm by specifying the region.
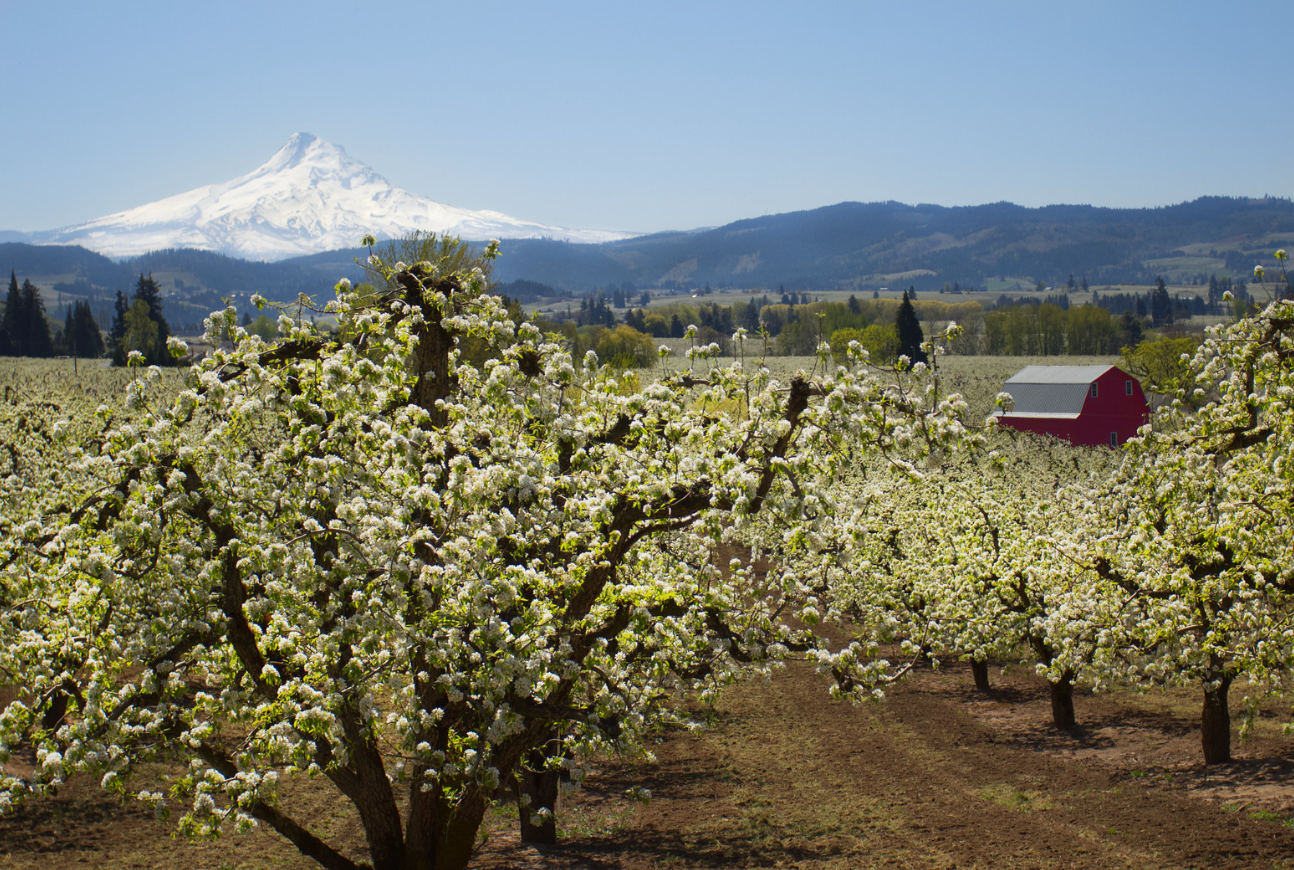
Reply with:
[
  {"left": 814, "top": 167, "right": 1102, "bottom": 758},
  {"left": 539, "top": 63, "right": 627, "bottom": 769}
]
[
  {"left": 19, "top": 280, "right": 54, "bottom": 357},
  {"left": 132, "top": 273, "right": 173, "bottom": 365},
  {"left": 2, "top": 278, "right": 55, "bottom": 358},
  {"left": 895, "top": 290, "right": 927, "bottom": 367},
  {"left": 1119, "top": 309, "right": 1144, "bottom": 347},
  {"left": 1151, "top": 277, "right": 1173, "bottom": 327},
  {"left": 109, "top": 291, "right": 129, "bottom": 366},
  {"left": 0, "top": 272, "right": 16, "bottom": 355},
  {"left": 64, "top": 300, "right": 106, "bottom": 359}
]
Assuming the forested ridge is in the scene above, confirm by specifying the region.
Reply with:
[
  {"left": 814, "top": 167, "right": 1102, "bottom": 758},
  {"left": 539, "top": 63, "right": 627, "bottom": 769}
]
[{"left": 4, "top": 196, "right": 1292, "bottom": 305}]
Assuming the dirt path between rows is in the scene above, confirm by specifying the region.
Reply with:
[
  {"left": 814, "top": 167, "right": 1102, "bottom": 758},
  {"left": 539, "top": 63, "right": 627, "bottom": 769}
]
[
  {"left": 476, "top": 662, "right": 1294, "bottom": 870},
  {"left": 3, "top": 661, "right": 1293, "bottom": 869}
]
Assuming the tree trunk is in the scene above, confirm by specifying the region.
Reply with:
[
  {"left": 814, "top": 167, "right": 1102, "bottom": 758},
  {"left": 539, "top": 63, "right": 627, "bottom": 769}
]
[
  {"left": 432, "top": 787, "right": 488, "bottom": 870},
  {"left": 40, "top": 690, "right": 69, "bottom": 732},
  {"left": 516, "top": 768, "right": 560, "bottom": 844},
  {"left": 1201, "top": 675, "right": 1233, "bottom": 765},
  {"left": 970, "top": 659, "right": 991, "bottom": 693},
  {"left": 401, "top": 270, "right": 458, "bottom": 428},
  {"left": 1049, "top": 674, "right": 1075, "bottom": 729}
]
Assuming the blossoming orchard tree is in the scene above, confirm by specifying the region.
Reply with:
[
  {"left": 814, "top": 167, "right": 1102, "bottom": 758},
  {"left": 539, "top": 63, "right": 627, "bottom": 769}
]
[
  {"left": 1084, "top": 256, "right": 1294, "bottom": 764},
  {"left": 0, "top": 240, "right": 970, "bottom": 870},
  {"left": 831, "top": 441, "right": 1128, "bottom": 728}
]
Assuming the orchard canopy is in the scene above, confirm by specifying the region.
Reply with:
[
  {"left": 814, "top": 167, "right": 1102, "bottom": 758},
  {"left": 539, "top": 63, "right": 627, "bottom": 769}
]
[
  {"left": 3, "top": 236, "right": 1294, "bottom": 870},
  {"left": 0, "top": 240, "right": 971, "bottom": 870}
]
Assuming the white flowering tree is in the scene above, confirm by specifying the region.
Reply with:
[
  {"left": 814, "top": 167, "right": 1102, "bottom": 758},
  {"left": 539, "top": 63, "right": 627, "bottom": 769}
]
[
  {"left": 1081, "top": 258, "right": 1294, "bottom": 763},
  {"left": 0, "top": 244, "right": 969, "bottom": 870},
  {"left": 831, "top": 439, "right": 1128, "bottom": 728}
]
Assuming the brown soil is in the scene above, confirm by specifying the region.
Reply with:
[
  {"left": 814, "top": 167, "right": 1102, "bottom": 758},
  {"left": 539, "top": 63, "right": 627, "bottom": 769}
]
[
  {"left": 4, "top": 662, "right": 1294, "bottom": 869},
  {"left": 476, "top": 662, "right": 1294, "bottom": 870}
]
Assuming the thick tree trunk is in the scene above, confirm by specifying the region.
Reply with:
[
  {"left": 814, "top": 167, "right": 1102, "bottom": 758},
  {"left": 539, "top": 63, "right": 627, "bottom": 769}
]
[
  {"left": 347, "top": 778, "right": 406, "bottom": 870},
  {"left": 1049, "top": 674, "right": 1075, "bottom": 729},
  {"left": 970, "top": 659, "right": 991, "bottom": 693},
  {"left": 403, "top": 779, "right": 490, "bottom": 870},
  {"left": 516, "top": 768, "right": 561, "bottom": 844},
  {"left": 433, "top": 787, "right": 488, "bottom": 870},
  {"left": 401, "top": 270, "right": 458, "bottom": 428},
  {"left": 1201, "top": 675, "right": 1233, "bottom": 765},
  {"left": 40, "top": 690, "right": 69, "bottom": 732}
]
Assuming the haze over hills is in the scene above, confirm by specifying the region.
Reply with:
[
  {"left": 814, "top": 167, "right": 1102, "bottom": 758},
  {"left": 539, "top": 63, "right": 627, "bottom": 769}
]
[
  {"left": 3, "top": 197, "right": 1293, "bottom": 328},
  {"left": 5, "top": 129, "right": 1291, "bottom": 306},
  {"left": 485, "top": 197, "right": 1294, "bottom": 292},
  {"left": 3, "top": 134, "right": 634, "bottom": 261}
]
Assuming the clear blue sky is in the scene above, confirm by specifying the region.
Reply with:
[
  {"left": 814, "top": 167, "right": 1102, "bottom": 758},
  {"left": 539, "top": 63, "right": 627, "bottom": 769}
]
[{"left": 4, "top": 0, "right": 1291, "bottom": 235}]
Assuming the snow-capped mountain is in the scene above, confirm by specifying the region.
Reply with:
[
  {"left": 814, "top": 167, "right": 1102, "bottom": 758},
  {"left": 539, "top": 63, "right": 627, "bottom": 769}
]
[{"left": 27, "top": 133, "right": 634, "bottom": 261}]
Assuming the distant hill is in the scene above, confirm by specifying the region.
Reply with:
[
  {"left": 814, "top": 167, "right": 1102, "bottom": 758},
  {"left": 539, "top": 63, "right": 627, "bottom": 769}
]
[
  {"left": 0, "top": 243, "right": 369, "bottom": 333},
  {"left": 488, "top": 197, "right": 1294, "bottom": 292},
  {"left": 4, "top": 196, "right": 1292, "bottom": 329}
]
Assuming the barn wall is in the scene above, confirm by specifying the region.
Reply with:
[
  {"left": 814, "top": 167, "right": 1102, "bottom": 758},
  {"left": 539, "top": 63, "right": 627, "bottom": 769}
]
[
  {"left": 998, "top": 367, "right": 1149, "bottom": 447},
  {"left": 994, "top": 416, "right": 1077, "bottom": 443},
  {"left": 1073, "top": 368, "right": 1150, "bottom": 446}
]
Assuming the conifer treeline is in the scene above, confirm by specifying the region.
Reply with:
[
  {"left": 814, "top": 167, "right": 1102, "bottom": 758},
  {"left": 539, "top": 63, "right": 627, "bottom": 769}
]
[
  {"left": 64, "top": 301, "right": 106, "bottom": 360},
  {"left": 2, "top": 271, "right": 55, "bottom": 357},
  {"left": 615, "top": 292, "right": 981, "bottom": 355},
  {"left": 2, "top": 270, "right": 107, "bottom": 359},
  {"left": 0, "top": 271, "right": 175, "bottom": 364}
]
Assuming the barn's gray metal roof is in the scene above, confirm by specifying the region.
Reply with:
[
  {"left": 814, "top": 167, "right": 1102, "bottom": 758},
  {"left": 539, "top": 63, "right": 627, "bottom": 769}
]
[
  {"left": 1000, "top": 365, "right": 1115, "bottom": 415},
  {"left": 1005, "top": 365, "right": 1115, "bottom": 385}
]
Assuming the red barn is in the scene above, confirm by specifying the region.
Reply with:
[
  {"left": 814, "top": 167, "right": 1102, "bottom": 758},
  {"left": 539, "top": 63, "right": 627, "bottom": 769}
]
[{"left": 992, "top": 365, "right": 1149, "bottom": 447}]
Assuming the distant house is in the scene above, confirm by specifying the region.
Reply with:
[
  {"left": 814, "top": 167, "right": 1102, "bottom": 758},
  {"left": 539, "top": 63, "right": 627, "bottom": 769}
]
[{"left": 992, "top": 365, "right": 1149, "bottom": 447}]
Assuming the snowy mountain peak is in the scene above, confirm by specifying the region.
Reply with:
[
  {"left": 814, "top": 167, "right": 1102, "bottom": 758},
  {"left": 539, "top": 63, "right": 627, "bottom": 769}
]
[
  {"left": 272, "top": 131, "right": 325, "bottom": 165},
  {"left": 30, "top": 134, "right": 633, "bottom": 261},
  {"left": 259, "top": 132, "right": 354, "bottom": 176}
]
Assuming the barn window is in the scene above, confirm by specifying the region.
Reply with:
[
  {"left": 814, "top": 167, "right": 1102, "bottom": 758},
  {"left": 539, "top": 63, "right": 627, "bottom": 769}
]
[
  {"left": 1110, "top": 432, "right": 1118, "bottom": 447},
  {"left": 1090, "top": 383, "right": 1099, "bottom": 398},
  {"left": 1126, "top": 379, "right": 1134, "bottom": 396}
]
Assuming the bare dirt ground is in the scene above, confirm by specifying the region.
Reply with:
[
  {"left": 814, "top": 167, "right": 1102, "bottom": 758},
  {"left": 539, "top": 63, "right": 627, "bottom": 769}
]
[
  {"left": 475, "top": 662, "right": 1294, "bottom": 870},
  {"left": 4, "top": 661, "right": 1294, "bottom": 869}
]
